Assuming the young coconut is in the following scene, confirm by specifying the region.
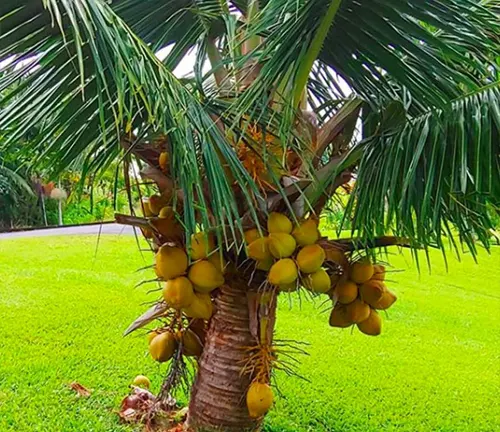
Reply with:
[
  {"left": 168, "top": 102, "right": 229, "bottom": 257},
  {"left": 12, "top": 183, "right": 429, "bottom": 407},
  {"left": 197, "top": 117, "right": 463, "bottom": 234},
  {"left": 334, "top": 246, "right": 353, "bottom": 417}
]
[
  {"left": 188, "top": 260, "right": 224, "bottom": 293},
  {"left": 179, "top": 329, "right": 203, "bottom": 357},
  {"left": 256, "top": 257, "right": 274, "bottom": 271},
  {"left": 292, "top": 218, "right": 320, "bottom": 246},
  {"left": 267, "top": 212, "right": 292, "bottom": 234},
  {"left": 303, "top": 268, "right": 331, "bottom": 293},
  {"left": 132, "top": 375, "right": 151, "bottom": 389},
  {"left": 247, "top": 237, "right": 272, "bottom": 261},
  {"left": 147, "top": 330, "right": 159, "bottom": 344},
  {"left": 163, "top": 277, "right": 195, "bottom": 309},
  {"left": 296, "top": 244, "right": 326, "bottom": 274},
  {"left": 268, "top": 258, "right": 298, "bottom": 285},
  {"left": 159, "top": 151, "right": 169, "bottom": 171},
  {"left": 148, "top": 194, "right": 167, "bottom": 215},
  {"left": 359, "top": 280, "right": 385, "bottom": 306},
  {"left": 246, "top": 382, "right": 274, "bottom": 418},
  {"left": 141, "top": 198, "right": 154, "bottom": 217},
  {"left": 208, "top": 252, "right": 226, "bottom": 274},
  {"left": 329, "top": 303, "right": 353, "bottom": 328},
  {"left": 149, "top": 332, "right": 177, "bottom": 362},
  {"left": 335, "top": 280, "right": 358, "bottom": 304},
  {"left": 268, "top": 233, "right": 297, "bottom": 259},
  {"left": 190, "top": 232, "right": 215, "bottom": 260},
  {"left": 244, "top": 228, "right": 262, "bottom": 245},
  {"left": 371, "top": 264, "right": 386, "bottom": 281},
  {"left": 344, "top": 299, "right": 371, "bottom": 323},
  {"left": 357, "top": 308, "right": 382, "bottom": 336},
  {"left": 372, "top": 289, "right": 397, "bottom": 310},
  {"left": 155, "top": 245, "right": 188, "bottom": 280},
  {"left": 182, "top": 293, "right": 213, "bottom": 320},
  {"left": 350, "top": 260, "right": 374, "bottom": 284},
  {"left": 150, "top": 216, "right": 183, "bottom": 241}
]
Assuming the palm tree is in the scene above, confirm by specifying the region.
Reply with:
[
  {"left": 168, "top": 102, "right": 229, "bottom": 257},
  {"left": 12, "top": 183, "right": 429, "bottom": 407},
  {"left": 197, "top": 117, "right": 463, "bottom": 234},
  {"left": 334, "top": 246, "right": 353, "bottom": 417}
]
[{"left": 1, "top": 1, "right": 499, "bottom": 431}]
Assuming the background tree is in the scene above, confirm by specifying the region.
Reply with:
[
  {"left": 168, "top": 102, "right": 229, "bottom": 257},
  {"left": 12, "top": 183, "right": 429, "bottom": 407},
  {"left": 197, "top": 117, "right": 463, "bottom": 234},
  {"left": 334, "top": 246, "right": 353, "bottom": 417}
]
[{"left": 1, "top": 1, "right": 499, "bottom": 431}]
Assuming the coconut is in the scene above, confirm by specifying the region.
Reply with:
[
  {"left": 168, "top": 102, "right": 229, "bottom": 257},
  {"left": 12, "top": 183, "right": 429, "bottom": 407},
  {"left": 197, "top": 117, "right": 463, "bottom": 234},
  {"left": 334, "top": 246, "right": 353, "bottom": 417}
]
[
  {"left": 155, "top": 245, "right": 188, "bottom": 280},
  {"left": 148, "top": 194, "right": 167, "bottom": 215},
  {"left": 159, "top": 151, "right": 169, "bottom": 171},
  {"left": 350, "top": 260, "right": 374, "bottom": 284},
  {"left": 147, "top": 331, "right": 159, "bottom": 344},
  {"left": 268, "top": 258, "right": 298, "bottom": 285},
  {"left": 345, "top": 299, "right": 371, "bottom": 323},
  {"left": 335, "top": 280, "right": 358, "bottom": 304},
  {"left": 190, "top": 232, "right": 215, "bottom": 260},
  {"left": 267, "top": 212, "right": 292, "bottom": 234},
  {"left": 372, "top": 289, "right": 397, "bottom": 310},
  {"left": 180, "top": 329, "right": 203, "bottom": 357},
  {"left": 256, "top": 257, "right": 274, "bottom": 271},
  {"left": 150, "top": 217, "right": 183, "bottom": 241},
  {"left": 182, "top": 293, "right": 213, "bottom": 320},
  {"left": 188, "top": 260, "right": 224, "bottom": 293},
  {"left": 141, "top": 198, "right": 154, "bottom": 217},
  {"left": 359, "top": 280, "right": 385, "bottom": 306},
  {"left": 357, "top": 308, "right": 382, "bottom": 336},
  {"left": 329, "top": 303, "right": 353, "bottom": 328},
  {"left": 132, "top": 375, "right": 151, "bottom": 389},
  {"left": 208, "top": 252, "right": 226, "bottom": 274},
  {"left": 163, "top": 277, "right": 195, "bottom": 309},
  {"left": 324, "top": 248, "right": 347, "bottom": 266},
  {"left": 247, "top": 237, "right": 271, "bottom": 261},
  {"left": 296, "top": 244, "right": 325, "bottom": 274},
  {"left": 278, "top": 281, "right": 298, "bottom": 292},
  {"left": 268, "top": 233, "right": 297, "bottom": 259},
  {"left": 371, "top": 264, "right": 386, "bottom": 281},
  {"left": 244, "top": 228, "right": 262, "bottom": 245},
  {"left": 246, "top": 382, "right": 274, "bottom": 418},
  {"left": 303, "top": 268, "right": 331, "bottom": 293},
  {"left": 158, "top": 206, "right": 174, "bottom": 219},
  {"left": 292, "top": 219, "right": 320, "bottom": 246},
  {"left": 149, "top": 332, "right": 177, "bottom": 362}
]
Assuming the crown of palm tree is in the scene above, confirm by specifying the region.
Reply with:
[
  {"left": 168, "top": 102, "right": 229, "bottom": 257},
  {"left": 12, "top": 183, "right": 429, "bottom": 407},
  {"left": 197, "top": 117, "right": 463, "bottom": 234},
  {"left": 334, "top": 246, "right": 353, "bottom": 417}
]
[{"left": 0, "top": 0, "right": 499, "bottom": 256}]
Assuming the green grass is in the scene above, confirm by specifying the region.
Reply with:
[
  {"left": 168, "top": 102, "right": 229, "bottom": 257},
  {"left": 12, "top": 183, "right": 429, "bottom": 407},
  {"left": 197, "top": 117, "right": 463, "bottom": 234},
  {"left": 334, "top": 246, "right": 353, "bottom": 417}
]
[{"left": 0, "top": 235, "right": 499, "bottom": 432}]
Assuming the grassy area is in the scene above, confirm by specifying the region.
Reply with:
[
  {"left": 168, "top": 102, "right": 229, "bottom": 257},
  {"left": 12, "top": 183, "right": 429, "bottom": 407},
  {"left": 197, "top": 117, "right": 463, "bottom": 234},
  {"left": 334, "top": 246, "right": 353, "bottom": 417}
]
[{"left": 0, "top": 235, "right": 498, "bottom": 431}]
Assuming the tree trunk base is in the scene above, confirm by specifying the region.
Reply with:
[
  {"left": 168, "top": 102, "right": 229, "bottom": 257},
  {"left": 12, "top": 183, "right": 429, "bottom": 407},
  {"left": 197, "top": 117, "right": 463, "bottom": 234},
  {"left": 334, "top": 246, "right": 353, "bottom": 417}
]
[{"left": 186, "top": 281, "right": 261, "bottom": 432}]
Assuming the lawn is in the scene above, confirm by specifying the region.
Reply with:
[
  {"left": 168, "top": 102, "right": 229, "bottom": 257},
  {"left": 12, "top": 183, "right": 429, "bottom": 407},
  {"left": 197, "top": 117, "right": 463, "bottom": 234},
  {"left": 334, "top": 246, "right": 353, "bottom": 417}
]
[{"left": 0, "top": 234, "right": 499, "bottom": 432}]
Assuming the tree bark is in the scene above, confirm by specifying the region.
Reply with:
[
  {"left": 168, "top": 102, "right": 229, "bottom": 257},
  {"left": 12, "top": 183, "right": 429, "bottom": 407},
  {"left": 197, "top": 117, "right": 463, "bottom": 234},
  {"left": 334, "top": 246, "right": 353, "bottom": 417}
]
[{"left": 187, "top": 279, "right": 269, "bottom": 432}]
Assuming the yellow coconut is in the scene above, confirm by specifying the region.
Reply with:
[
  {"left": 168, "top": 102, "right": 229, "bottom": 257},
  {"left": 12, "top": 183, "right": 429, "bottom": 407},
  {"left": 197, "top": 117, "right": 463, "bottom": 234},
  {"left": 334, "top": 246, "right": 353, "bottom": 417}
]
[
  {"left": 303, "top": 268, "right": 331, "bottom": 293},
  {"left": 188, "top": 260, "right": 224, "bottom": 293},
  {"left": 372, "top": 289, "right": 397, "bottom": 310},
  {"left": 296, "top": 244, "right": 325, "bottom": 274},
  {"left": 149, "top": 332, "right": 177, "bottom": 362},
  {"left": 292, "top": 219, "right": 320, "bottom": 246},
  {"left": 359, "top": 280, "right": 385, "bottom": 306},
  {"left": 155, "top": 245, "right": 188, "bottom": 280},
  {"left": 268, "top": 233, "right": 297, "bottom": 259},
  {"left": 278, "top": 281, "right": 298, "bottom": 292},
  {"left": 247, "top": 237, "right": 271, "bottom": 261},
  {"left": 256, "top": 257, "right": 274, "bottom": 271},
  {"left": 329, "top": 303, "right": 353, "bottom": 328},
  {"left": 267, "top": 212, "right": 292, "bottom": 234},
  {"left": 148, "top": 194, "right": 167, "bottom": 215},
  {"left": 350, "top": 260, "right": 374, "bottom": 284},
  {"left": 182, "top": 293, "right": 213, "bottom": 320},
  {"left": 132, "top": 375, "right": 151, "bottom": 389},
  {"left": 159, "top": 151, "right": 169, "bottom": 171},
  {"left": 190, "top": 232, "right": 215, "bottom": 260},
  {"left": 141, "top": 198, "right": 154, "bottom": 217},
  {"left": 371, "top": 264, "right": 386, "bottom": 281},
  {"left": 163, "top": 277, "right": 195, "bottom": 309},
  {"left": 247, "top": 382, "right": 274, "bottom": 418},
  {"left": 335, "top": 280, "right": 358, "bottom": 304},
  {"left": 180, "top": 329, "right": 203, "bottom": 357},
  {"left": 158, "top": 206, "right": 174, "bottom": 219},
  {"left": 268, "top": 258, "right": 298, "bottom": 286},
  {"left": 345, "top": 299, "right": 371, "bottom": 323},
  {"left": 244, "top": 228, "right": 262, "bottom": 245},
  {"left": 208, "top": 252, "right": 226, "bottom": 274},
  {"left": 147, "top": 331, "right": 159, "bottom": 344},
  {"left": 357, "top": 308, "right": 382, "bottom": 336}
]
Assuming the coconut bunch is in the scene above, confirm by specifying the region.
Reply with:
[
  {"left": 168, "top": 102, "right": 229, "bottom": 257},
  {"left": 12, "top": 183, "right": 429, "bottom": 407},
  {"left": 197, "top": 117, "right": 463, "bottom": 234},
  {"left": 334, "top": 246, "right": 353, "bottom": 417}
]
[
  {"left": 245, "top": 212, "right": 332, "bottom": 294},
  {"left": 329, "top": 260, "right": 397, "bottom": 336}
]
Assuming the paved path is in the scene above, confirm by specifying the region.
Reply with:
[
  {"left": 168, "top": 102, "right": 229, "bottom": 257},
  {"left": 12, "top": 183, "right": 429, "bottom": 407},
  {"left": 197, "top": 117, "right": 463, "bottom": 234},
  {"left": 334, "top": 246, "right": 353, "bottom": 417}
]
[{"left": 0, "top": 223, "right": 134, "bottom": 239}]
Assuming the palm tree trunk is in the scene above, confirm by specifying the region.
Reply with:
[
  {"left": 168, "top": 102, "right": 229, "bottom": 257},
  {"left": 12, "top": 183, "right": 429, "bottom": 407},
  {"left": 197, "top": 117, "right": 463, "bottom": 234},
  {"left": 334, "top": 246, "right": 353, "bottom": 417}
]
[{"left": 187, "top": 279, "right": 270, "bottom": 432}]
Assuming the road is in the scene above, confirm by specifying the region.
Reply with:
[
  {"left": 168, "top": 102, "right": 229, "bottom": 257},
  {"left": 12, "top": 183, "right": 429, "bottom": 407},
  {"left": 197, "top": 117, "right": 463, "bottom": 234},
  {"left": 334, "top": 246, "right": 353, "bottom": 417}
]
[{"left": 0, "top": 223, "right": 135, "bottom": 239}]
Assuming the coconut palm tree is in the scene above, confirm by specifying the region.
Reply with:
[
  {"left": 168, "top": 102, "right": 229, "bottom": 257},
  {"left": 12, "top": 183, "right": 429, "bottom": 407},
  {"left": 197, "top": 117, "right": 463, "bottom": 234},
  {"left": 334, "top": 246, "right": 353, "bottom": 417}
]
[{"left": 1, "top": 1, "right": 499, "bottom": 431}]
